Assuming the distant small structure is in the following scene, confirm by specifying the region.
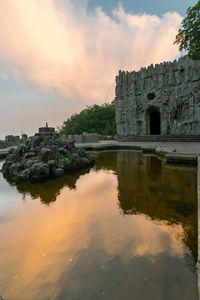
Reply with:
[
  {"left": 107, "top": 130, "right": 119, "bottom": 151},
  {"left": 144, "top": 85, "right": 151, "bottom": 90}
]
[{"left": 38, "top": 124, "right": 55, "bottom": 134}]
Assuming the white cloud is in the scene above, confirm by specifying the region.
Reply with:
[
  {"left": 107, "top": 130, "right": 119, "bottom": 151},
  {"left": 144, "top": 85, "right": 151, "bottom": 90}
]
[{"left": 0, "top": 0, "right": 182, "bottom": 103}]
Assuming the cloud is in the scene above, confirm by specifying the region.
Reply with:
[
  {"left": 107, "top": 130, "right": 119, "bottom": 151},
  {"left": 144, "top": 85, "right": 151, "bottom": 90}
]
[{"left": 0, "top": 0, "right": 182, "bottom": 103}]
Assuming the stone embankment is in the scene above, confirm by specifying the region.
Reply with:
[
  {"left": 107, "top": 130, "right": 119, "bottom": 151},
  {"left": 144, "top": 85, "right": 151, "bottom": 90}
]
[
  {"left": 68, "top": 132, "right": 113, "bottom": 143},
  {"left": 2, "top": 134, "right": 94, "bottom": 183},
  {"left": 0, "top": 135, "right": 25, "bottom": 149},
  {"left": 77, "top": 141, "right": 198, "bottom": 165}
]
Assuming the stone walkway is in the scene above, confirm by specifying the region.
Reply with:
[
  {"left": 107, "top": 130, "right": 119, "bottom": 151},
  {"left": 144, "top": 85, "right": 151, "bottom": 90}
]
[
  {"left": 76, "top": 140, "right": 200, "bottom": 154},
  {"left": 1, "top": 141, "right": 200, "bottom": 158}
]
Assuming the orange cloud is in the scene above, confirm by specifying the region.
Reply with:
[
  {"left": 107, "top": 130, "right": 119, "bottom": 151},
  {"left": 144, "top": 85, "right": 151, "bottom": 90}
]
[{"left": 0, "top": 0, "right": 182, "bottom": 103}]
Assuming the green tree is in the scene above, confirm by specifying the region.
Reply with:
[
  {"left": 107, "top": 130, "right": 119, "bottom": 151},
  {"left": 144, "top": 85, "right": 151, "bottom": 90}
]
[
  {"left": 60, "top": 101, "right": 116, "bottom": 136},
  {"left": 174, "top": 1, "right": 200, "bottom": 59}
]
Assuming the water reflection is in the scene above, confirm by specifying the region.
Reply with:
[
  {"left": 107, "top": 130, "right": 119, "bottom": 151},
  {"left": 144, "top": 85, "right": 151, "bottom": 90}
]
[
  {"left": 0, "top": 151, "right": 198, "bottom": 300},
  {"left": 15, "top": 168, "right": 91, "bottom": 205},
  {"left": 118, "top": 151, "right": 197, "bottom": 261},
  {"left": 93, "top": 151, "right": 197, "bottom": 261},
  {"left": 147, "top": 156, "right": 162, "bottom": 181}
]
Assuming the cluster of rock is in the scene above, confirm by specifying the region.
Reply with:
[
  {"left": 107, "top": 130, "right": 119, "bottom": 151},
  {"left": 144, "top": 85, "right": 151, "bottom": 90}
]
[
  {"left": 2, "top": 133, "right": 94, "bottom": 183},
  {"left": 0, "top": 135, "right": 27, "bottom": 149},
  {"left": 68, "top": 132, "right": 113, "bottom": 143}
]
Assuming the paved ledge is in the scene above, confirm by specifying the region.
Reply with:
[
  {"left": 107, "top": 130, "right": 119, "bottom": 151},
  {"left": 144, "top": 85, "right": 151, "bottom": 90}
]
[
  {"left": 165, "top": 152, "right": 197, "bottom": 165},
  {"left": 76, "top": 140, "right": 200, "bottom": 154},
  {"left": 1, "top": 141, "right": 200, "bottom": 165},
  {"left": 75, "top": 141, "right": 200, "bottom": 165}
]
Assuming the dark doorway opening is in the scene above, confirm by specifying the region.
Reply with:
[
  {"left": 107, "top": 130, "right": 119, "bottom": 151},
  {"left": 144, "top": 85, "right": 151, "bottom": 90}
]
[{"left": 150, "top": 111, "right": 161, "bottom": 135}]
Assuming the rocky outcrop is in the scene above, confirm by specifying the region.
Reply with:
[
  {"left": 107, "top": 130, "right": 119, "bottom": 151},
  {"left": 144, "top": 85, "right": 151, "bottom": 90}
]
[{"left": 2, "top": 135, "right": 94, "bottom": 183}]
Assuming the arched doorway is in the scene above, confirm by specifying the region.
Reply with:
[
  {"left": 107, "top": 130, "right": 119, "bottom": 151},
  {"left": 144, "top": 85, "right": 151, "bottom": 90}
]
[{"left": 149, "top": 110, "right": 161, "bottom": 135}]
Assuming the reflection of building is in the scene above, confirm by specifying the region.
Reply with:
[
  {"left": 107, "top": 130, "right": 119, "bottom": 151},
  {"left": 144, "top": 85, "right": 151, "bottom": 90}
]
[
  {"left": 115, "top": 59, "right": 200, "bottom": 139},
  {"left": 147, "top": 156, "right": 161, "bottom": 181},
  {"left": 94, "top": 151, "right": 197, "bottom": 260},
  {"left": 116, "top": 151, "right": 197, "bottom": 260},
  {"left": 14, "top": 150, "right": 197, "bottom": 260}
]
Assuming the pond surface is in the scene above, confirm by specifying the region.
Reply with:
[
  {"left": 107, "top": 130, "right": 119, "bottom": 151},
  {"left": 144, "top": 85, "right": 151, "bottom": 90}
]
[{"left": 0, "top": 151, "right": 198, "bottom": 300}]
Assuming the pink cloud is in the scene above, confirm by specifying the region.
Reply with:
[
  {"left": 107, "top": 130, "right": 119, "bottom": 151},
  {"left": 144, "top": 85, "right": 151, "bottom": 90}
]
[{"left": 0, "top": 0, "right": 182, "bottom": 103}]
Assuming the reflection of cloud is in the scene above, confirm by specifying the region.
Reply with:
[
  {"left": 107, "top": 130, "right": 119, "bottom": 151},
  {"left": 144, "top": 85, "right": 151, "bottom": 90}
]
[
  {"left": 98, "top": 213, "right": 187, "bottom": 260},
  {"left": 0, "top": 0, "right": 182, "bottom": 103},
  {"left": 0, "top": 170, "right": 188, "bottom": 300}
]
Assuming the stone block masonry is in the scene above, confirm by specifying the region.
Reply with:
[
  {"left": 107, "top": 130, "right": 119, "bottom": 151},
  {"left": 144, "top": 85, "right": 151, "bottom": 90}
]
[{"left": 115, "top": 58, "right": 200, "bottom": 138}]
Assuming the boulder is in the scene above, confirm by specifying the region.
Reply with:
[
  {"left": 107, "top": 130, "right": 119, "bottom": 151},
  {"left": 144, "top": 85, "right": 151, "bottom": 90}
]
[
  {"left": 59, "top": 147, "right": 70, "bottom": 156},
  {"left": 25, "top": 158, "right": 40, "bottom": 169},
  {"left": 19, "top": 169, "right": 30, "bottom": 180},
  {"left": 53, "top": 138, "right": 63, "bottom": 148},
  {"left": 39, "top": 148, "right": 54, "bottom": 162},
  {"left": 48, "top": 160, "right": 56, "bottom": 175},
  {"left": 54, "top": 168, "right": 65, "bottom": 177},
  {"left": 78, "top": 148, "right": 87, "bottom": 157},
  {"left": 30, "top": 163, "right": 49, "bottom": 181},
  {"left": 24, "top": 152, "right": 35, "bottom": 159},
  {"left": 43, "top": 135, "right": 55, "bottom": 146},
  {"left": 30, "top": 136, "right": 42, "bottom": 148},
  {"left": 2, "top": 160, "right": 12, "bottom": 174},
  {"left": 15, "top": 144, "right": 28, "bottom": 157},
  {"left": 58, "top": 158, "right": 69, "bottom": 170},
  {"left": 65, "top": 139, "right": 75, "bottom": 151},
  {"left": 8, "top": 163, "right": 22, "bottom": 178}
]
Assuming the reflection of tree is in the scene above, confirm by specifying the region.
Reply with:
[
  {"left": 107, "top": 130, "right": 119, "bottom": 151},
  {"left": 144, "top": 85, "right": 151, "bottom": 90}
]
[
  {"left": 91, "top": 151, "right": 118, "bottom": 173},
  {"left": 14, "top": 168, "right": 91, "bottom": 205},
  {"left": 93, "top": 151, "right": 197, "bottom": 261}
]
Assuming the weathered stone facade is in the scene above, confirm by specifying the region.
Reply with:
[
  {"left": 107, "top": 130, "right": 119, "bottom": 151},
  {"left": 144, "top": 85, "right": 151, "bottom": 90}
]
[{"left": 115, "top": 58, "right": 200, "bottom": 138}]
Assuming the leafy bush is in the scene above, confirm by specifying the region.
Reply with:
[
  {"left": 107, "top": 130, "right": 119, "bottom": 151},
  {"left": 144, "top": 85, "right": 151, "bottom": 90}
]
[{"left": 60, "top": 101, "right": 116, "bottom": 136}]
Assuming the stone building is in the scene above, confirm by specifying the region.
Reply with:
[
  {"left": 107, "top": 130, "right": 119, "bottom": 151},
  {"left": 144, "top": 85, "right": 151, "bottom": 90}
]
[{"left": 115, "top": 58, "right": 200, "bottom": 140}]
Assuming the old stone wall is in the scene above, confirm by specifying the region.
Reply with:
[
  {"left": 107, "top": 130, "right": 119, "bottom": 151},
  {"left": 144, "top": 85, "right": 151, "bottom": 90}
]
[
  {"left": 68, "top": 133, "right": 110, "bottom": 143},
  {"left": 115, "top": 58, "right": 200, "bottom": 137},
  {"left": 0, "top": 135, "right": 21, "bottom": 149}
]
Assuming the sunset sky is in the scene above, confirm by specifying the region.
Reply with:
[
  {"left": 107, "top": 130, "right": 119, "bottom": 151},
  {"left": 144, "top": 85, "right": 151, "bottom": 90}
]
[{"left": 0, "top": 0, "right": 196, "bottom": 138}]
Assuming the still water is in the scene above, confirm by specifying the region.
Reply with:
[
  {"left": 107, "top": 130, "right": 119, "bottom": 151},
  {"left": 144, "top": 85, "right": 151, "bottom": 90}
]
[{"left": 0, "top": 151, "right": 198, "bottom": 300}]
